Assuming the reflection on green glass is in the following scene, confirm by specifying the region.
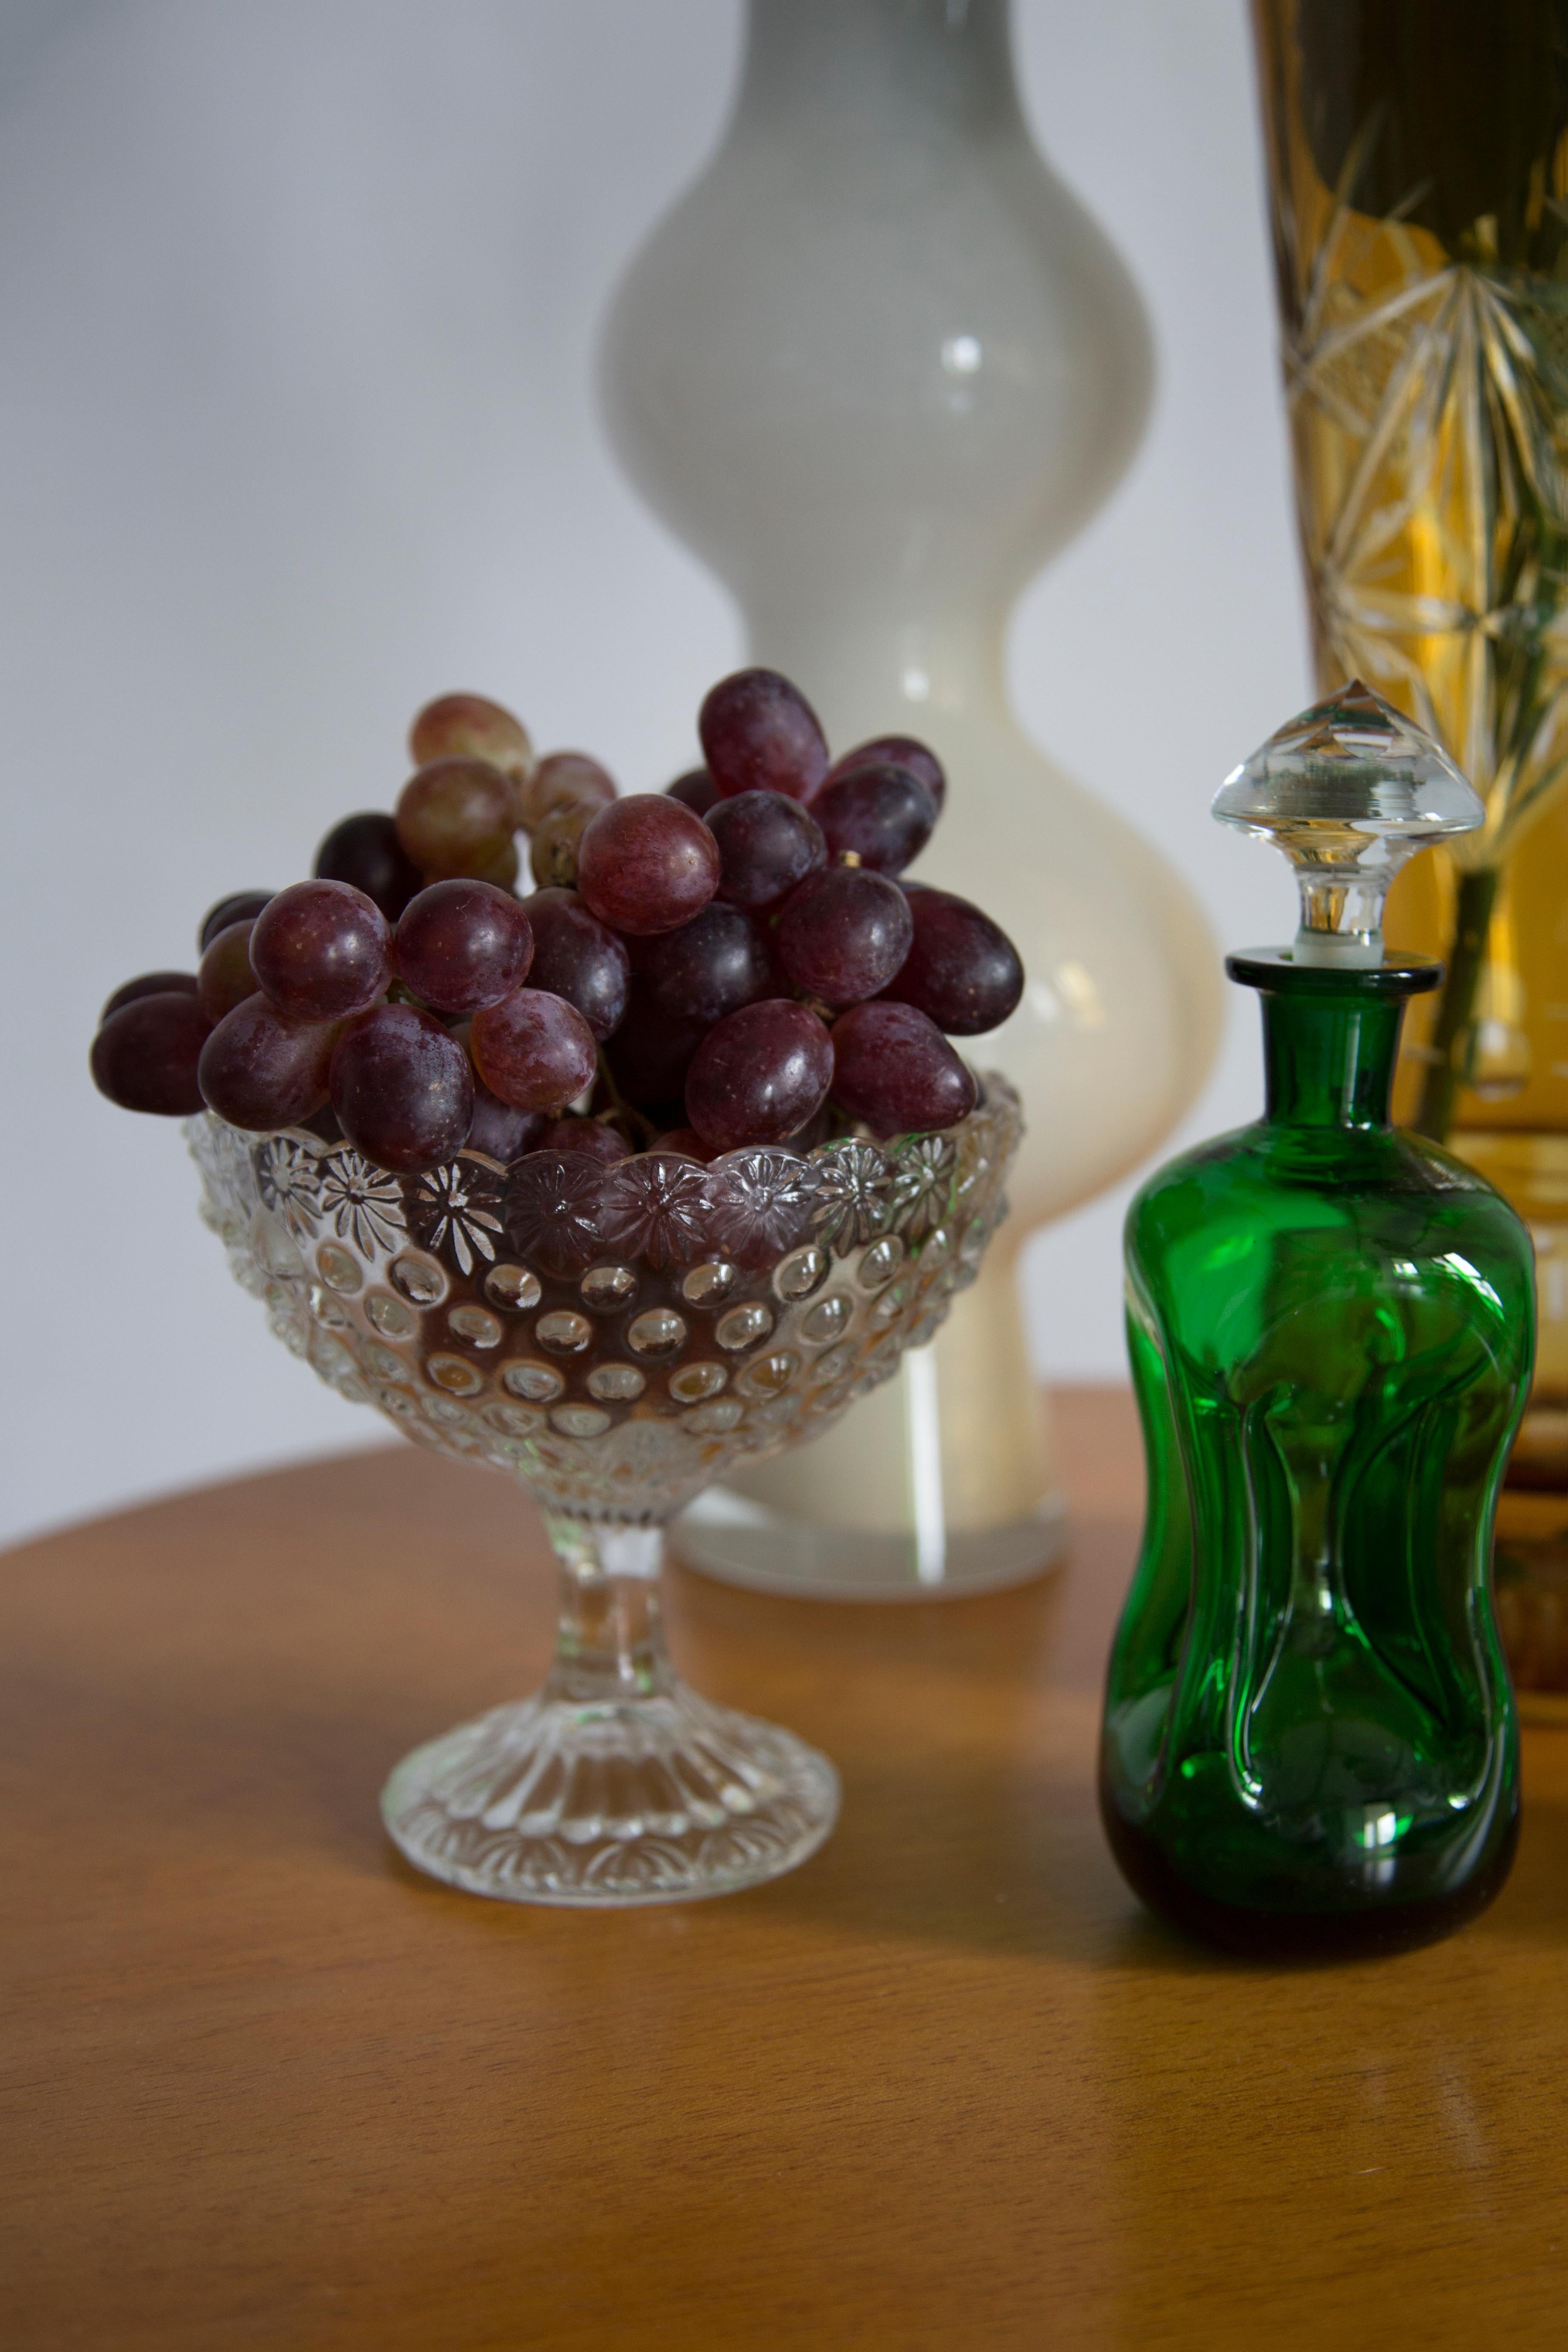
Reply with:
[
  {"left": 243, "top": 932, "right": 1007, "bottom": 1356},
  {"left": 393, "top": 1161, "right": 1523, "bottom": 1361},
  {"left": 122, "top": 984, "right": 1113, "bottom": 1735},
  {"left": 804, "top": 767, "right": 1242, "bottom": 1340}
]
[{"left": 1101, "top": 953, "right": 1534, "bottom": 1956}]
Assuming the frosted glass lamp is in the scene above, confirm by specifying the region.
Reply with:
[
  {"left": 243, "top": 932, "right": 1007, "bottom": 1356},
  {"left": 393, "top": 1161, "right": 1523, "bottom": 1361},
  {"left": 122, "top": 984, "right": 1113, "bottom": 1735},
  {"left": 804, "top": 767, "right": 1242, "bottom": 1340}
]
[{"left": 602, "top": 0, "right": 1220, "bottom": 1596}]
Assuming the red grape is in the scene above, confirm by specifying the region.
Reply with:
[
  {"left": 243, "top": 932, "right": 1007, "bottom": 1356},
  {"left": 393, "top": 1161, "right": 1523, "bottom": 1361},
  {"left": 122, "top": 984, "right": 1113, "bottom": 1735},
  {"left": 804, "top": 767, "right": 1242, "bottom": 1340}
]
[
  {"left": 91, "top": 993, "right": 210, "bottom": 1116},
  {"left": 576, "top": 794, "right": 721, "bottom": 935},
  {"left": 651, "top": 1125, "right": 714, "bottom": 1161},
  {"left": 198, "top": 997, "right": 339, "bottom": 1130},
  {"left": 641, "top": 903, "right": 778, "bottom": 1026},
  {"left": 470, "top": 987, "right": 599, "bottom": 1114},
  {"left": 470, "top": 834, "right": 521, "bottom": 892},
  {"left": 699, "top": 669, "right": 829, "bottom": 802},
  {"left": 523, "top": 888, "right": 629, "bottom": 1040},
  {"left": 410, "top": 692, "right": 533, "bottom": 800},
  {"left": 828, "top": 734, "right": 945, "bottom": 814},
  {"left": 829, "top": 1001, "right": 977, "bottom": 1135},
  {"left": 541, "top": 1116, "right": 632, "bottom": 1165},
  {"left": 706, "top": 790, "right": 826, "bottom": 909},
  {"left": 602, "top": 993, "right": 705, "bottom": 1109},
  {"left": 466, "top": 1082, "right": 545, "bottom": 1164},
  {"left": 814, "top": 761, "right": 935, "bottom": 873},
  {"left": 395, "top": 757, "right": 515, "bottom": 880},
  {"left": 883, "top": 885, "right": 1023, "bottom": 1034},
  {"left": 314, "top": 811, "right": 423, "bottom": 920},
  {"left": 100, "top": 971, "right": 197, "bottom": 1023},
  {"left": 519, "top": 750, "right": 617, "bottom": 833},
  {"left": 776, "top": 865, "right": 914, "bottom": 1006},
  {"left": 197, "top": 920, "right": 260, "bottom": 1024},
  {"left": 250, "top": 879, "right": 392, "bottom": 1021},
  {"left": 329, "top": 1003, "right": 474, "bottom": 1172},
  {"left": 199, "top": 892, "right": 271, "bottom": 952},
  {"left": 666, "top": 768, "right": 719, "bottom": 816},
  {"left": 394, "top": 880, "right": 533, "bottom": 1014},
  {"left": 685, "top": 1000, "right": 834, "bottom": 1151},
  {"left": 528, "top": 800, "right": 594, "bottom": 889}
]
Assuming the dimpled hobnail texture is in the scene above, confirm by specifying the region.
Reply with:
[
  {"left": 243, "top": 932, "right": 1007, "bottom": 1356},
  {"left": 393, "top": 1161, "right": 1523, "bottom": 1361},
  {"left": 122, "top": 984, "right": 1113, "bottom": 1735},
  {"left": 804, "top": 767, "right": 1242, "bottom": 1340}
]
[{"left": 188, "top": 1083, "right": 1020, "bottom": 1522}]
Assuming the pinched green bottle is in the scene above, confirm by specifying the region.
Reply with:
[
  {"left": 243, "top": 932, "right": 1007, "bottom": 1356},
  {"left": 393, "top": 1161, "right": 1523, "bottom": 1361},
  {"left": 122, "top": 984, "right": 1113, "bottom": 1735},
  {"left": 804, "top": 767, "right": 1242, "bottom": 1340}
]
[{"left": 1100, "top": 687, "right": 1536, "bottom": 1957}]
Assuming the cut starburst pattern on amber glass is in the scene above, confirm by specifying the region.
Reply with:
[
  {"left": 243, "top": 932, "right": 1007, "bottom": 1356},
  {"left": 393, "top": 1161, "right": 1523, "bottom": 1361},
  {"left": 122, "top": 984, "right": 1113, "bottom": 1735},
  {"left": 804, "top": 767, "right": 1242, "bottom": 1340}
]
[
  {"left": 1254, "top": 2, "right": 1568, "bottom": 1141},
  {"left": 1282, "top": 255, "right": 1568, "bottom": 866}
]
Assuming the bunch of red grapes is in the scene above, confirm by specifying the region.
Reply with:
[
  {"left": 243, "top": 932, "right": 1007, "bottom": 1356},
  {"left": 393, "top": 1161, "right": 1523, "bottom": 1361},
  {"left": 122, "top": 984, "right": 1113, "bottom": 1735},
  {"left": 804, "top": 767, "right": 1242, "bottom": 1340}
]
[{"left": 91, "top": 670, "right": 1024, "bottom": 1174}]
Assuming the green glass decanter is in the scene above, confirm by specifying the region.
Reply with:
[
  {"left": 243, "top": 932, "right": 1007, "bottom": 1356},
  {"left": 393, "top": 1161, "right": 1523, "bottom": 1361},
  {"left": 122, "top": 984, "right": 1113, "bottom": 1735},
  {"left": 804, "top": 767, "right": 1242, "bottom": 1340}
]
[{"left": 1100, "top": 684, "right": 1535, "bottom": 1958}]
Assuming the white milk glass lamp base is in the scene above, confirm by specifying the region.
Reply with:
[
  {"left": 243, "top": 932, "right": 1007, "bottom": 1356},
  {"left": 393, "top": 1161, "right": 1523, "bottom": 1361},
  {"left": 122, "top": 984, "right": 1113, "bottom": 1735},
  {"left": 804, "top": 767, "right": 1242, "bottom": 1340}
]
[{"left": 674, "top": 1486, "right": 1066, "bottom": 1601}]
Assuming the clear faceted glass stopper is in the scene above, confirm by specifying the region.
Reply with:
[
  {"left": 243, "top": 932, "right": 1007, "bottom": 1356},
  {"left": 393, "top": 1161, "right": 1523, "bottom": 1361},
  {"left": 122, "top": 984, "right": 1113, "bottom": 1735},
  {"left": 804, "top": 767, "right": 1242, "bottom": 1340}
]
[{"left": 1212, "top": 680, "right": 1483, "bottom": 966}]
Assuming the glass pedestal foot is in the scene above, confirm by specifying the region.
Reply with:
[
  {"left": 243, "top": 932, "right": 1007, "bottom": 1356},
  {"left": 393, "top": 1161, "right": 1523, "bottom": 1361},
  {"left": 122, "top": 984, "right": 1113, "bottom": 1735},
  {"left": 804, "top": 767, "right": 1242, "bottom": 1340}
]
[{"left": 381, "top": 1683, "right": 840, "bottom": 1906}]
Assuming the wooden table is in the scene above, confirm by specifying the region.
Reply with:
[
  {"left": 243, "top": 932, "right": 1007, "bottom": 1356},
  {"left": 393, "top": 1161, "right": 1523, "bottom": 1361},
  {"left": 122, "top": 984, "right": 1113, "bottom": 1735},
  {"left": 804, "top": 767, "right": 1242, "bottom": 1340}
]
[{"left": 5, "top": 1389, "right": 1568, "bottom": 2349}]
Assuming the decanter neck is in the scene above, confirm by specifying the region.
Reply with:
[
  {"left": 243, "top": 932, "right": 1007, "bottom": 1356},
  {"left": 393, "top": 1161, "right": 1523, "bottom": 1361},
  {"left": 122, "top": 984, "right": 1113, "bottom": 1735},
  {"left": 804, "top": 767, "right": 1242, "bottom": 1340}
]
[
  {"left": 1260, "top": 994, "right": 1405, "bottom": 1129},
  {"left": 1227, "top": 950, "right": 1442, "bottom": 1132}
]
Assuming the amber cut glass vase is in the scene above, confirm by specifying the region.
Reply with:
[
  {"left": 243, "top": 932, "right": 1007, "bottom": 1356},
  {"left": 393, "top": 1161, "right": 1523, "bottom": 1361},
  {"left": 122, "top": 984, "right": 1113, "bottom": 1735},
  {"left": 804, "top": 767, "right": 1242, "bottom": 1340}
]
[
  {"left": 1100, "top": 953, "right": 1534, "bottom": 1958},
  {"left": 1251, "top": 0, "right": 1568, "bottom": 1695}
]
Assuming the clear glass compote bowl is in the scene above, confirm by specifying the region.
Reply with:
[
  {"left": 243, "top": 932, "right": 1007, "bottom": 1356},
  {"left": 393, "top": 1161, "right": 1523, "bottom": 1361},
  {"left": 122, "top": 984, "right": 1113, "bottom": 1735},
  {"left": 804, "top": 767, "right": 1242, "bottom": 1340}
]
[{"left": 188, "top": 1078, "right": 1022, "bottom": 1906}]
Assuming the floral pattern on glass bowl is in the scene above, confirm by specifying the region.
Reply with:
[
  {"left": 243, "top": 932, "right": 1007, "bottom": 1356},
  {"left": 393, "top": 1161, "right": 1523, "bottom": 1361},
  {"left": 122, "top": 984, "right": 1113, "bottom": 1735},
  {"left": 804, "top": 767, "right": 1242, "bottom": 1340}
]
[{"left": 187, "top": 1080, "right": 1020, "bottom": 1523}]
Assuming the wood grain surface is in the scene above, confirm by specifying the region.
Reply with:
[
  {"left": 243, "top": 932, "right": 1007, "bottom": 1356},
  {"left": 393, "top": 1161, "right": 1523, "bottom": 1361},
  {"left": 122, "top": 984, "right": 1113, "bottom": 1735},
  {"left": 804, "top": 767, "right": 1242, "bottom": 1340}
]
[{"left": 4, "top": 1389, "right": 1567, "bottom": 2350}]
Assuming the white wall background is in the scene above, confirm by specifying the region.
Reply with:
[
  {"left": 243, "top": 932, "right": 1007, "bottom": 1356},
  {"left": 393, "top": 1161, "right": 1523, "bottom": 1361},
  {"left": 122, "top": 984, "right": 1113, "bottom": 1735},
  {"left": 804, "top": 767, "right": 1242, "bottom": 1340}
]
[{"left": 0, "top": 0, "right": 1309, "bottom": 1549}]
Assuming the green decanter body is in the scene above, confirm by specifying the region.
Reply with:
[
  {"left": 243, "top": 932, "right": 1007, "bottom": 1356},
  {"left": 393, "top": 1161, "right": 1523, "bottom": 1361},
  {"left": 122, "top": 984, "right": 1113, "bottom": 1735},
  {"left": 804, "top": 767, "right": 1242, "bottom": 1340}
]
[{"left": 1100, "top": 689, "right": 1535, "bottom": 1956}]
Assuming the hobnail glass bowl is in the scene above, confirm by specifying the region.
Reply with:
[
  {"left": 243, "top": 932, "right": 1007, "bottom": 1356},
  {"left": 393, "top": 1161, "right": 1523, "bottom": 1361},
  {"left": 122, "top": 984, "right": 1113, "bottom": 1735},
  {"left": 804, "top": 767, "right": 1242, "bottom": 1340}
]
[{"left": 189, "top": 1077, "right": 1022, "bottom": 1905}]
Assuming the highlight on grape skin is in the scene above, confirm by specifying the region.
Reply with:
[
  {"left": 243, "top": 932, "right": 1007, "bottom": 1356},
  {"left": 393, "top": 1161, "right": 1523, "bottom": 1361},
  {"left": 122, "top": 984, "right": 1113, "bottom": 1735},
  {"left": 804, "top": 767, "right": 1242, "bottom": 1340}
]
[
  {"left": 706, "top": 790, "right": 826, "bottom": 909},
  {"left": 470, "top": 987, "right": 600, "bottom": 1115},
  {"left": 881, "top": 885, "right": 1024, "bottom": 1035},
  {"left": 813, "top": 761, "right": 936, "bottom": 874},
  {"left": 685, "top": 998, "right": 834, "bottom": 1153},
  {"left": 640, "top": 903, "right": 778, "bottom": 1028},
  {"left": 393, "top": 880, "right": 534, "bottom": 1016},
  {"left": 776, "top": 864, "right": 914, "bottom": 1006},
  {"left": 699, "top": 667, "right": 831, "bottom": 803},
  {"left": 250, "top": 880, "right": 392, "bottom": 1023},
  {"left": 522, "top": 889, "right": 630, "bottom": 1041},
  {"left": 827, "top": 734, "right": 945, "bottom": 816},
  {"left": 91, "top": 669, "right": 1022, "bottom": 1174},
  {"left": 329, "top": 1002, "right": 475, "bottom": 1173},
  {"left": 197, "top": 997, "right": 341, "bottom": 1132},
  {"left": 576, "top": 794, "right": 722, "bottom": 936},
  {"left": 829, "top": 1000, "right": 978, "bottom": 1137}
]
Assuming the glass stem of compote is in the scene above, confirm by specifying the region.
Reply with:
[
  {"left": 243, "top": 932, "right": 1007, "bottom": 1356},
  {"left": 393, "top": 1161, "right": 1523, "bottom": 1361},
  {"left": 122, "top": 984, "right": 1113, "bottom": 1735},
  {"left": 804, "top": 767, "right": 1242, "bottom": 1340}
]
[{"left": 540, "top": 1517, "right": 678, "bottom": 1707}]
